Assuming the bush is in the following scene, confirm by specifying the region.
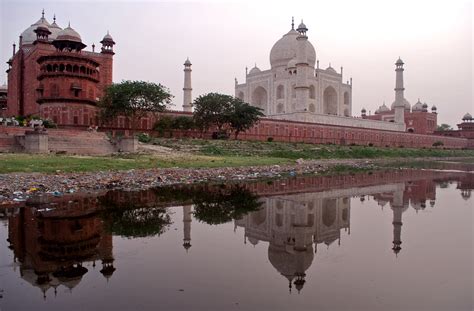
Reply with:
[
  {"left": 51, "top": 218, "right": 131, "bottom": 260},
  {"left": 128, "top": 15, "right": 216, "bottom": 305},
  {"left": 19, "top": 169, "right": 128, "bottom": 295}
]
[
  {"left": 137, "top": 132, "right": 152, "bottom": 143},
  {"left": 368, "top": 143, "right": 374, "bottom": 147},
  {"left": 267, "top": 137, "right": 274, "bottom": 142},
  {"left": 432, "top": 141, "right": 444, "bottom": 147},
  {"left": 212, "top": 131, "right": 229, "bottom": 140},
  {"left": 42, "top": 119, "right": 57, "bottom": 128}
]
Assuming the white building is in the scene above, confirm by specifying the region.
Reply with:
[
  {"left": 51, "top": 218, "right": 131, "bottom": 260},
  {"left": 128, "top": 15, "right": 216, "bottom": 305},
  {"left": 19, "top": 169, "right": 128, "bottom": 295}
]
[
  {"left": 234, "top": 19, "right": 405, "bottom": 132},
  {"left": 235, "top": 19, "right": 352, "bottom": 118}
]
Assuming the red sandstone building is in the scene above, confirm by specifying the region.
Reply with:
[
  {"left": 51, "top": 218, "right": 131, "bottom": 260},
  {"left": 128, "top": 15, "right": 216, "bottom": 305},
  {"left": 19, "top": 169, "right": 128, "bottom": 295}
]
[
  {"left": 361, "top": 99, "right": 438, "bottom": 135},
  {"left": 5, "top": 11, "right": 114, "bottom": 126}
]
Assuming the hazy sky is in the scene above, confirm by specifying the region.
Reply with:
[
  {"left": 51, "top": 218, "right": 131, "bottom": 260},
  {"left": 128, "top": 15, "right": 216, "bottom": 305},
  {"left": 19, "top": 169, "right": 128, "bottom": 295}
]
[{"left": 1, "top": 0, "right": 472, "bottom": 126}]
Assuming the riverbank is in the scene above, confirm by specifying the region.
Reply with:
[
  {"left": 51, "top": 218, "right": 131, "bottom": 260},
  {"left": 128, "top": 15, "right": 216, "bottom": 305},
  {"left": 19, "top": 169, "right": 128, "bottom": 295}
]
[
  {"left": 1, "top": 156, "right": 472, "bottom": 206},
  {"left": 1, "top": 138, "right": 474, "bottom": 174}
]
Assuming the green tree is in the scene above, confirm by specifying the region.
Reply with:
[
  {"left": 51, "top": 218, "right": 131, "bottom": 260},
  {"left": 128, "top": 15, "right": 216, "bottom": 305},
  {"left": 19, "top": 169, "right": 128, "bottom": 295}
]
[
  {"left": 153, "top": 115, "right": 175, "bottom": 137},
  {"left": 436, "top": 123, "right": 452, "bottom": 131},
  {"left": 228, "top": 99, "right": 264, "bottom": 139},
  {"left": 99, "top": 80, "right": 173, "bottom": 130},
  {"left": 172, "top": 115, "right": 195, "bottom": 131},
  {"left": 192, "top": 93, "right": 233, "bottom": 134}
]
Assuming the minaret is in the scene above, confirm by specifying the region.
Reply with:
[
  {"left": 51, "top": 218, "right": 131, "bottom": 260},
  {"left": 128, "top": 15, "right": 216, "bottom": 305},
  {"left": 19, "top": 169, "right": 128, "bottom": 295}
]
[
  {"left": 183, "top": 58, "right": 193, "bottom": 112},
  {"left": 295, "top": 20, "right": 310, "bottom": 112},
  {"left": 183, "top": 205, "right": 192, "bottom": 251},
  {"left": 392, "top": 58, "right": 409, "bottom": 126}
]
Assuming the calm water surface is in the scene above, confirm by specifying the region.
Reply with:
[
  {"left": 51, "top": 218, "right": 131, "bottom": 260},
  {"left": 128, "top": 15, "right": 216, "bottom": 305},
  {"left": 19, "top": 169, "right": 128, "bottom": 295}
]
[{"left": 1, "top": 166, "right": 473, "bottom": 310}]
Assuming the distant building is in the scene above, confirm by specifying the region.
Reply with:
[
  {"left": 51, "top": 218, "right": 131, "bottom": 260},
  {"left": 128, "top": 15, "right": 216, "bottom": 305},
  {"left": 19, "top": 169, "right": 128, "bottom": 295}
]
[
  {"left": 5, "top": 11, "right": 114, "bottom": 126},
  {"left": 361, "top": 58, "right": 438, "bottom": 134},
  {"left": 435, "top": 112, "right": 474, "bottom": 140}
]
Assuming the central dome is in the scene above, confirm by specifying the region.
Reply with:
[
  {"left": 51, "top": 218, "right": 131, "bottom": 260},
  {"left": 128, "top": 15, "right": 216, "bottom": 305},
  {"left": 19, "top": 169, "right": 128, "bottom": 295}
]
[{"left": 269, "top": 29, "right": 316, "bottom": 69}]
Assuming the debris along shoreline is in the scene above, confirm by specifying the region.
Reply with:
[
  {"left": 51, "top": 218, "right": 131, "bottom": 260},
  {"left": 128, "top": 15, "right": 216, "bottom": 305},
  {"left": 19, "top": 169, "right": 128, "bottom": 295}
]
[{"left": 1, "top": 159, "right": 377, "bottom": 205}]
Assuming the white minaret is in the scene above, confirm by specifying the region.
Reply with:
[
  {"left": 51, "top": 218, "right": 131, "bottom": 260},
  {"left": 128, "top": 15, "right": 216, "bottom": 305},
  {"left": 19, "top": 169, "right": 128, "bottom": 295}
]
[
  {"left": 183, "top": 58, "right": 193, "bottom": 112},
  {"left": 295, "top": 20, "right": 310, "bottom": 112},
  {"left": 392, "top": 58, "right": 409, "bottom": 126}
]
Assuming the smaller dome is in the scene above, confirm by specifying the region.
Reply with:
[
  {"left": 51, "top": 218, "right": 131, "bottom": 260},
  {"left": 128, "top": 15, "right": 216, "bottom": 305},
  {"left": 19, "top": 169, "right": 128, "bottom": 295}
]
[
  {"left": 287, "top": 57, "right": 297, "bottom": 69},
  {"left": 462, "top": 113, "right": 472, "bottom": 121},
  {"left": 361, "top": 108, "right": 366, "bottom": 113},
  {"left": 248, "top": 65, "right": 261, "bottom": 75},
  {"left": 296, "top": 21, "right": 307, "bottom": 33},
  {"left": 184, "top": 57, "right": 192, "bottom": 66},
  {"left": 56, "top": 23, "right": 82, "bottom": 43},
  {"left": 326, "top": 65, "right": 337, "bottom": 73},
  {"left": 422, "top": 103, "right": 428, "bottom": 108},
  {"left": 101, "top": 31, "right": 115, "bottom": 44},
  {"left": 378, "top": 103, "right": 390, "bottom": 113},
  {"left": 431, "top": 105, "right": 437, "bottom": 111},
  {"left": 412, "top": 99, "right": 423, "bottom": 111},
  {"left": 48, "top": 18, "right": 62, "bottom": 41},
  {"left": 395, "top": 57, "right": 404, "bottom": 65}
]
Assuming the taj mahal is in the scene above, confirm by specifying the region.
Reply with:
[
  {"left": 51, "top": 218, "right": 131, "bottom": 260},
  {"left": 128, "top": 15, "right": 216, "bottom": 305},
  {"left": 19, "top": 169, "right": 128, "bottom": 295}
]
[{"left": 233, "top": 19, "right": 406, "bottom": 132}]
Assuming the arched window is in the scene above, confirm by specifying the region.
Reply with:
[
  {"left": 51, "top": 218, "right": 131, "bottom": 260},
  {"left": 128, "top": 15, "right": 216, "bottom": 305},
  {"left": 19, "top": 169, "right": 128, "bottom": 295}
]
[
  {"left": 344, "top": 92, "right": 350, "bottom": 106},
  {"left": 66, "top": 64, "right": 72, "bottom": 72},
  {"left": 46, "top": 64, "right": 52, "bottom": 72},
  {"left": 309, "top": 103, "right": 316, "bottom": 113},
  {"left": 59, "top": 64, "right": 65, "bottom": 72},
  {"left": 277, "top": 103, "right": 284, "bottom": 113},
  {"left": 292, "top": 84, "right": 296, "bottom": 98},
  {"left": 276, "top": 85, "right": 284, "bottom": 99},
  {"left": 80, "top": 66, "right": 86, "bottom": 74},
  {"left": 322, "top": 198, "right": 337, "bottom": 227},
  {"left": 237, "top": 91, "right": 244, "bottom": 100},
  {"left": 73, "top": 65, "right": 79, "bottom": 73},
  {"left": 251, "top": 86, "right": 268, "bottom": 112}
]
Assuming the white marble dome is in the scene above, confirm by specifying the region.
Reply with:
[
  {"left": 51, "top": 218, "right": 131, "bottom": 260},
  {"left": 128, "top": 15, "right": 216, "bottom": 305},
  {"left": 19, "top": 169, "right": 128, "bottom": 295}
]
[
  {"left": 412, "top": 99, "right": 423, "bottom": 111},
  {"left": 20, "top": 16, "right": 51, "bottom": 45},
  {"left": 269, "top": 29, "right": 316, "bottom": 69},
  {"left": 391, "top": 98, "right": 411, "bottom": 111},
  {"left": 49, "top": 20, "right": 63, "bottom": 41}
]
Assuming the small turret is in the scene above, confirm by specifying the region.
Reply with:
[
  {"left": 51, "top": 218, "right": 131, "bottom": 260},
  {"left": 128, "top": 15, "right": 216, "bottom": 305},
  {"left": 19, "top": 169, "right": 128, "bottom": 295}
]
[{"left": 100, "top": 31, "right": 115, "bottom": 54}]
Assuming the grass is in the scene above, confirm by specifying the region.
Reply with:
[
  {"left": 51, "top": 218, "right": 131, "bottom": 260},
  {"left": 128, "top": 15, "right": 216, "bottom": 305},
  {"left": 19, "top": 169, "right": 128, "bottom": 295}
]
[
  {"left": 0, "top": 153, "right": 291, "bottom": 174},
  {"left": 1, "top": 138, "right": 473, "bottom": 174},
  {"left": 151, "top": 138, "right": 474, "bottom": 159}
]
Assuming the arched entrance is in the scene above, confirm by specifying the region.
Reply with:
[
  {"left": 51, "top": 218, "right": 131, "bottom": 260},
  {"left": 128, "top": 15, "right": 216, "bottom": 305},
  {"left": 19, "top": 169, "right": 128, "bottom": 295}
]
[
  {"left": 252, "top": 86, "right": 268, "bottom": 112},
  {"left": 323, "top": 86, "right": 338, "bottom": 115}
]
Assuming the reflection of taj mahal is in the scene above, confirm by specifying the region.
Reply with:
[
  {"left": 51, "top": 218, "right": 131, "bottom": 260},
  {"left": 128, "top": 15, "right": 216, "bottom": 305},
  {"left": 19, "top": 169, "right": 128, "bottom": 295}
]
[{"left": 235, "top": 193, "right": 350, "bottom": 293}]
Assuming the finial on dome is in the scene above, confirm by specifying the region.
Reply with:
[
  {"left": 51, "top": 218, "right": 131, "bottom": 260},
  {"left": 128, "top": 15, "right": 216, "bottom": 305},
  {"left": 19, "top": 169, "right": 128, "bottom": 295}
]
[
  {"left": 68, "top": 21, "right": 71, "bottom": 28},
  {"left": 42, "top": 9, "right": 45, "bottom": 18},
  {"left": 53, "top": 14, "right": 56, "bottom": 22},
  {"left": 291, "top": 16, "right": 294, "bottom": 30}
]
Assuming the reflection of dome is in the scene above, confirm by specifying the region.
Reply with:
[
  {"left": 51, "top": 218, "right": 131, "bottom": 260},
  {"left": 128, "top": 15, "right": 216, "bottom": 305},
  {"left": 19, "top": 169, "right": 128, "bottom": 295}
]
[
  {"left": 270, "top": 28, "right": 316, "bottom": 68},
  {"left": 268, "top": 243, "right": 313, "bottom": 282},
  {"left": 247, "top": 236, "right": 259, "bottom": 245},
  {"left": 52, "top": 265, "right": 88, "bottom": 290},
  {"left": 20, "top": 15, "right": 51, "bottom": 45}
]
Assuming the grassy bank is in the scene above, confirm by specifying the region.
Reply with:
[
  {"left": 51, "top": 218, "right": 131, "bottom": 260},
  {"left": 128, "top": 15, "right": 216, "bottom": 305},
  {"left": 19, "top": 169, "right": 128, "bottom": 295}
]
[
  {"left": 151, "top": 138, "right": 474, "bottom": 159},
  {"left": 0, "top": 138, "right": 472, "bottom": 174},
  {"left": 0, "top": 153, "right": 291, "bottom": 174}
]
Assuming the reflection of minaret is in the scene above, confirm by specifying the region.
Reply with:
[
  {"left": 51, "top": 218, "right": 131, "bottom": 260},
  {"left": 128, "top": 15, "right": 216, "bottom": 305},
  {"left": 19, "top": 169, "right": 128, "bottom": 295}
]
[
  {"left": 99, "top": 234, "right": 116, "bottom": 281},
  {"left": 391, "top": 189, "right": 405, "bottom": 256},
  {"left": 183, "top": 205, "right": 192, "bottom": 251}
]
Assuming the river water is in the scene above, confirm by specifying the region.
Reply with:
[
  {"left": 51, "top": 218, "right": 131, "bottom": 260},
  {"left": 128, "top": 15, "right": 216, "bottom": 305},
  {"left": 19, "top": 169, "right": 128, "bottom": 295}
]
[{"left": 1, "top": 164, "right": 473, "bottom": 310}]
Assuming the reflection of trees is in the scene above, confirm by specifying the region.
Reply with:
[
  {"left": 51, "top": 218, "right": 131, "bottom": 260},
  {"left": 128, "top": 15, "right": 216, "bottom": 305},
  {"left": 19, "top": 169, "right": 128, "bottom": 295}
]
[
  {"left": 99, "top": 195, "right": 172, "bottom": 238},
  {"left": 151, "top": 184, "right": 263, "bottom": 225},
  {"left": 192, "top": 185, "right": 263, "bottom": 225}
]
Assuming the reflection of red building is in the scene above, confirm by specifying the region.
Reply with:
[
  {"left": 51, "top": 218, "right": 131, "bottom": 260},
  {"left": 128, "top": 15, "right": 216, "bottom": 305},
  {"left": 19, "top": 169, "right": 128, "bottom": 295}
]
[
  {"left": 6, "top": 11, "right": 114, "bottom": 126},
  {"left": 7, "top": 196, "right": 115, "bottom": 299}
]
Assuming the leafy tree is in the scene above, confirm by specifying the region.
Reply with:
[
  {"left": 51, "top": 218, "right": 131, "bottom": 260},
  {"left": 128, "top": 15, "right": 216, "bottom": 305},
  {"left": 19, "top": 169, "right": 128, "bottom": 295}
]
[
  {"left": 192, "top": 93, "right": 233, "bottom": 134},
  {"left": 99, "top": 80, "right": 173, "bottom": 129},
  {"left": 172, "top": 116, "right": 195, "bottom": 130},
  {"left": 436, "top": 123, "right": 453, "bottom": 131},
  {"left": 153, "top": 115, "right": 175, "bottom": 137},
  {"left": 228, "top": 99, "right": 264, "bottom": 139},
  {"left": 192, "top": 93, "right": 263, "bottom": 138}
]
